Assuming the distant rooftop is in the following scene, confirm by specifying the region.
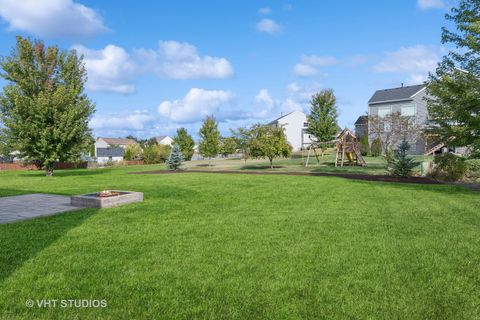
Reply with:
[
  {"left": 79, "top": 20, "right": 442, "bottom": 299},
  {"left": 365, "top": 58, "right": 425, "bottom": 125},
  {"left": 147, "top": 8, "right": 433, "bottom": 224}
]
[
  {"left": 96, "top": 147, "right": 125, "bottom": 157},
  {"left": 368, "top": 84, "right": 425, "bottom": 104},
  {"left": 98, "top": 137, "right": 136, "bottom": 145}
]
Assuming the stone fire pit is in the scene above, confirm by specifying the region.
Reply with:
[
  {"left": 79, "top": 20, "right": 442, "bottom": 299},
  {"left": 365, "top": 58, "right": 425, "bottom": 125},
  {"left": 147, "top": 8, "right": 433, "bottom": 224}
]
[{"left": 71, "top": 190, "right": 143, "bottom": 208}]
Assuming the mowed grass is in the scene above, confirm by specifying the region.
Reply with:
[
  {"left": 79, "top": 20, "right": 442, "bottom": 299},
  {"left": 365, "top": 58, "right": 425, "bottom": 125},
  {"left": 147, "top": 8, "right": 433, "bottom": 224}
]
[{"left": 0, "top": 166, "right": 479, "bottom": 319}]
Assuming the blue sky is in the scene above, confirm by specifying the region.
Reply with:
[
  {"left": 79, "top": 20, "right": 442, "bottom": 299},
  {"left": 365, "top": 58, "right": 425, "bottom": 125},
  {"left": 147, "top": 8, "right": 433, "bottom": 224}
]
[{"left": 0, "top": 0, "right": 453, "bottom": 139}]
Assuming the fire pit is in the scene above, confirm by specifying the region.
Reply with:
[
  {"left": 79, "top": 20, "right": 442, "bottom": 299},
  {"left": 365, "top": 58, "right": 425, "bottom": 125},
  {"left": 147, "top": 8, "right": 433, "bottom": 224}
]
[{"left": 71, "top": 190, "right": 143, "bottom": 208}]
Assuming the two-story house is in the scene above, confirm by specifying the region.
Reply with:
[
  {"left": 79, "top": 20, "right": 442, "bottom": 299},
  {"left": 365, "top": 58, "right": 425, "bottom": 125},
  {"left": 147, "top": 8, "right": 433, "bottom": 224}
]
[
  {"left": 268, "top": 110, "right": 313, "bottom": 151},
  {"left": 367, "top": 84, "right": 427, "bottom": 154},
  {"left": 94, "top": 137, "right": 136, "bottom": 164}
]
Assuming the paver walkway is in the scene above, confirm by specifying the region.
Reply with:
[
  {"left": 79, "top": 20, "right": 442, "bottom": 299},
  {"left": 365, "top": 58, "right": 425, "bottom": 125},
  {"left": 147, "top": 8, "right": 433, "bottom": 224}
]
[{"left": 0, "top": 194, "right": 79, "bottom": 224}]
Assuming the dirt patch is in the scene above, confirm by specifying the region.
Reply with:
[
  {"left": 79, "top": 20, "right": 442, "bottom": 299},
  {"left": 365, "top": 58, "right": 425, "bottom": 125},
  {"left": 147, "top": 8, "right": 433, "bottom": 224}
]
[{"left": 130, "top": 169, "right": 442, "bottom": 185}]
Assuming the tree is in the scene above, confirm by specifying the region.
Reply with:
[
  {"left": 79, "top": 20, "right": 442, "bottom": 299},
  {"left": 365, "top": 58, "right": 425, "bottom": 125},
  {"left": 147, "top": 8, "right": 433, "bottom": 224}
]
[
  {"left": 230, "top": 126, "right": 251, "bottom": 163},
  {"left": 387, "top": 140, "right": 420, "bottom": 177},
  {"left": 359, "top": 134, "right": 370, "bottom": 156},
  {"left": 166, "top": 144, "right": 184, "bottom": 170},
  {"left": 370, "top": 138, "right": 382, "bottom": 157},
  {"left": 426, "top": 0, "right": 480, "bottom": 157},
  {"left": 173, "top": 128, "right": 195, "bottom": 161},
  {"left": 220, "top": 136, "right": 237, "bottom": 157},
  {"left": 306, "top": 89, "right": 339, "bottom": 155},
  {"left": 198, "top": 116, "right": 221, "bottom": 165},
  {"left": 248, "top": 124, "right": 292, "bottom": 169},
  {"left": 369, "top": 112, "right": 422, "bottom": 155},
  {"left": 143, "top": 144, "right": 170, "bottom": 164},
  {"left": 0, "top": 37, "right": 95, "bottom": 175},
  {"left": 124, "top": 143, "right": 143, "bottom": 161}
]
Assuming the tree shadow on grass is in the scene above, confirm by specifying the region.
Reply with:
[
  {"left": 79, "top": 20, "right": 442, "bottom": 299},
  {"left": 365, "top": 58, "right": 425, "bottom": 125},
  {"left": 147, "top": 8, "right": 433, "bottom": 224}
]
[
  {"left": 0, "top": 205, "right": 97, "bottom": 284},
  {"left": 18, "top": 168, "right": 110, "bottom": 178}
]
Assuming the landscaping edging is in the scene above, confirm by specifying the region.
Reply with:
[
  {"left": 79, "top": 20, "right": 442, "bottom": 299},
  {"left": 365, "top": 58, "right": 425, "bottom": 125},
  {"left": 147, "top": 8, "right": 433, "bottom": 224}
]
[{"left": 130, "top": 169, "right": 443, "bottom": 185}]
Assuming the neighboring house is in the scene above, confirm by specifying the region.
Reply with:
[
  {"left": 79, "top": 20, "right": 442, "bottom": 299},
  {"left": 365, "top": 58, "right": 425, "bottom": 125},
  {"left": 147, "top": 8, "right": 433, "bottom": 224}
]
[
  {"left": 96, "top": 147, "right": 125, "bottom": 164},
  {"left": 367, "top": 84, "right": 427, "bottom": 154},
  {"left": 354, "top": 115, "right": 368, "bottom": 139},
  {"left": 154, "top": 136, "right": 174, "bottom": 146},
  {"left": 94, "top": 137, "right": 136, "bottom": 163},
  {"left": 268, "top": 110, "right": 312, "bottom": 151}
]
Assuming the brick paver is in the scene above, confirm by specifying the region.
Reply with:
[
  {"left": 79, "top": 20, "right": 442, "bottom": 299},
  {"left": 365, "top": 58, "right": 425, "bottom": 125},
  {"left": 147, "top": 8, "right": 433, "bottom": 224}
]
[{"left": 0, "top": 194, "right": 79, "bottom": 224}]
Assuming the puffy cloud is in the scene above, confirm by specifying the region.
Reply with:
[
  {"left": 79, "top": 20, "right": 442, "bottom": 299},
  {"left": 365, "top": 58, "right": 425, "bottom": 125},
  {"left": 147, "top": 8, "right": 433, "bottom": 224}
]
[
  {"left": 374, "top": 45, "right": 440, "bottom": 84},
  {"left": 258, "top": 7, "right": 271, "bottom": 15},
  {"left": 256, "top": 18, "right": 281, "bottom": 34},
  {"left": 293, "top": 55, "right": 337, "bottom": 77},
  {"left": 417, "top": 0, "right": 446, "bottom": 10},
  {"left": 135, "top": 40, "right": 234, "bottom": 79},
  {"left": 0, "top": 0, "right": 107, "bottom": 37},
  {"left": 158, "top": 88, "right": 233, "bottom": 123},
  {"left": 90, "top": 111, "right": 155, "bottom": 131},
  {"left": 73, "top": 44, "right": 137, "bottom": 94},
  {"left": 255, "top": 89, "right": 275, "bottom": 107}
]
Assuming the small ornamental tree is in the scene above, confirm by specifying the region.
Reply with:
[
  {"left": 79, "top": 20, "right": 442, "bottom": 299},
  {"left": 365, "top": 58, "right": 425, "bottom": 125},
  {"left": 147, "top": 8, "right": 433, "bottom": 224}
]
[
  {"left": 0, "top": 37, "right": 95, "bottom": 176},
  {"left": 387, "top": 140, "right": 419, "bottom": 177},
  {"left": 248, "top": 124, "right": 292, "bottom": 169},
  {"left": 370, "top": 138, "right": 382, "bottom": 157},
  {"left": 173, "top": 128, "right": 195, "bottom": 161},
  {"left": 199, "top": 116, "right": 221, "bottom": 165},
  {"left": 166, "top": 144, "right": 184, "bottom": 170},
  {"left": 359, "top": 134, "right": 370, "bottom": 156},
  {"left": 230, "top": 126, "right": 251, "bottom": 163}
]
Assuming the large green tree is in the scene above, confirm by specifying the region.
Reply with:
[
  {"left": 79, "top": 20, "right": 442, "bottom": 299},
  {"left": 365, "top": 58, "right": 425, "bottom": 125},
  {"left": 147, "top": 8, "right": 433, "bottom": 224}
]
[
  {"left": 248, "top": 124, "right": 292, "bottom": 169},
  {"left": 0, "top": 37, "right": 95, "bottom": 175},
  {"left": 306, "top": 89, "right": 339, "bottom": 155},
  {"left": 426, "top": 0, "right": 480, "bottom": 157},
  {"left": 173, "top": 128, "right": 195, "bottom": 161},
  {"left": 198, "top": 116, "right": 221, "bottom": 165}
]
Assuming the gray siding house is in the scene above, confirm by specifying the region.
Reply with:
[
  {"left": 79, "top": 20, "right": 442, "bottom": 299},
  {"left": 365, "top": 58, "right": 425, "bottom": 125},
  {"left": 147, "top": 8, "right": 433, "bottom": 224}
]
[{"left": 368, "top": 84, "right": 427, "bottom": 154}]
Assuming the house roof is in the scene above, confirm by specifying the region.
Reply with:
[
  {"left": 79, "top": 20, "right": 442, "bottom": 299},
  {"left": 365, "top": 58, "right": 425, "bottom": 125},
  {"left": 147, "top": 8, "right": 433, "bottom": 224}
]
[
  {"left": 98, "top": 137, "right": 136, "bottom": 145},
  {"left": 96, "top": 147, "right": 125, "bottom": 157},
  {"left": 354, "top": 115, "right": 368, "bottom": 125},
  {"left": 368, "top": 84, "right": 425, "bottom": 105},
  {"left": 267, "top": 111, "right": 297, "bottom": 125},
  {"left": 155, "top": 135, "right": 171, "bottom": 142}
]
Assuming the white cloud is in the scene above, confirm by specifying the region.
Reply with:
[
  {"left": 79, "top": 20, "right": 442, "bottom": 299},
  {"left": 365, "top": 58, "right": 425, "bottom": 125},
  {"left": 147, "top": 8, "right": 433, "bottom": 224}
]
[
  {"left": 90, "top": 111, "right": 155, "bottom": 131},
  {"left": 374, "top": 45, "right": 440, "bottom": 84},
  {"left": 135, "top": 40, "right": 234, "bottom": 79},
  {"left": 293, "top": 55, "right": 337, "bottom": 77},
  {"left": 256, "top": 18, "right": 281, "bottom": 34},
  {"left": 158, "top": 88, "right": 233, "bottom": 123},
  {"left": 258, "top": 7, "right": 271, "bottom": 15},
  {"left": 417, "top": 0, "right": 445, "bottom": 10},
  {"left": 0, "top": 0, "right": 107, "bottom": 37},
  {"left": 255, "top": 89, "right": 275, "bottom": 107},
  {"left": 74, "top": 44, "right": 137, "bottom": 94}
]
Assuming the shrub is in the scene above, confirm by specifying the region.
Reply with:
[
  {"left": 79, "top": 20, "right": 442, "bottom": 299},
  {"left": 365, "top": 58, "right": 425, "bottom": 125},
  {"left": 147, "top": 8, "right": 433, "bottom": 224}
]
[
  {"left": 124, "top": 144, "right": 143, "bottom": 160},
  {"left": 387, "top": 140, "right": 419, "bottom": 177},
  {"left": 370, "top": 138, "right": 382, "bottom": 157},
  {"left": 359, "top": 135, "right": 370, "bottom": 156},
  {"left": 431, "top": 153, "right": 467, "bottom": 181},
  {"left": 143, "top": 144, "right": 171, "bottom": 164},
  {"left": 465, "top": 159, "right": 480, "bottom": 182}
]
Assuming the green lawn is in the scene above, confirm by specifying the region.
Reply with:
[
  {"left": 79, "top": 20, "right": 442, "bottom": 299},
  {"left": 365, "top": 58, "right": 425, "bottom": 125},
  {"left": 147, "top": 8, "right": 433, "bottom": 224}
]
[{"left": 0, "top": 166, "right": 479, "bottom": 319}]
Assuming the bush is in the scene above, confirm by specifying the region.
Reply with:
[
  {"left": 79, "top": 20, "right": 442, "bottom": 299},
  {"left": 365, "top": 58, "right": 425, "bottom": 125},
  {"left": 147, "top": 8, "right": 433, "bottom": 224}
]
[
  {"left": 370, "top": 138, "right": 382, "bottom": 157},
  {"left": 431, "top": 153, "right": 467, "bottom": 181},
  {"left": 359, "top": 135, "right": 370, "bottom": 156},
  {"left": 143, "top": 144, "right": 171, "bottom": 164},
  {"left": 124, "top": 144, "right": 143, "bottom": 160},
  {"left": 465, "top": 159, "right": 480, "bottom": 182}
]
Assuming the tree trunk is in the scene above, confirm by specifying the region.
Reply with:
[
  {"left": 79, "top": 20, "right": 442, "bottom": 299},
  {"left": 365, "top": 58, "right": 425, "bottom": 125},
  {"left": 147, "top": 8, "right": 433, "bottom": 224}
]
[{"left": 269, "top": 158, "right": 273, "bottom": 169}]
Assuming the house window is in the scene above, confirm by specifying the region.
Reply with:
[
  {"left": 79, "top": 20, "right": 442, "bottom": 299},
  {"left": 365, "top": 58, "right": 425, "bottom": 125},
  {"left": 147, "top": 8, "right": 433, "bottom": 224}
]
[
  {"left": 401, "top": 105, "right": 416, "bottom": 116},
  {"left": 377, "top": 106, "right": 392, "bottom": 117},
  {"left": 303, "top": 122, "right": 309, "bottom": 127}
]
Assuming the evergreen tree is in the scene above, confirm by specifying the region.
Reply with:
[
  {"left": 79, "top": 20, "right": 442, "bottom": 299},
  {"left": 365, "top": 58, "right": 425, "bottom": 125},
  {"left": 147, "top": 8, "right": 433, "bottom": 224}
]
[
  {"left": 166, "top": 144, "right": 184, "bottom": 170},
  {"left": 359, "top": 134, "right": 370, "bottom": 156},
  {"left": 426, "top": 0, "right": 480, "bottom": 157},
  {"left": 198, "top": 116, "right": 221, "bottom": 165},
  {"left": 0, "top": 37, "right": 95, "bottom": 175},
  {"left": 173, "top": 128, "right": 195, "bottom": 160},
  {"left": 306, "top": 89, "right": 339, "bottom": 155},
  {"left": 387, "top": 140, "right": 419, "bottom": 177},
  {"left": 370, "top": 138, "right": 382, "bottom": 157}
]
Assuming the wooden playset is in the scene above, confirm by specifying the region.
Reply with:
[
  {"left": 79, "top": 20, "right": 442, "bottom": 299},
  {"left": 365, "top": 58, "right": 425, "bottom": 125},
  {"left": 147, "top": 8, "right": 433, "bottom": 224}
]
[{"left": 335, "top": 129, "right": 366, "bottom": 167}]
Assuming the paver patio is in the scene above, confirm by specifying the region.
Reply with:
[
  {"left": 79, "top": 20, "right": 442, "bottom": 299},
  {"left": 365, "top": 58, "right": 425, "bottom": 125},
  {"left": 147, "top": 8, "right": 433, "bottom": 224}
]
[{"left": 0, "top": 194, "right": 79, "bottom": 224}]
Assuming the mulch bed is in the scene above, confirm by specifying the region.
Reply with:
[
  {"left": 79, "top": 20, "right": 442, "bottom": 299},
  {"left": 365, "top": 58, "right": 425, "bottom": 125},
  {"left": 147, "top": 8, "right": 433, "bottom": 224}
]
[{"left": 130, "top": 169, "right": 442, "bottom": 185}]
